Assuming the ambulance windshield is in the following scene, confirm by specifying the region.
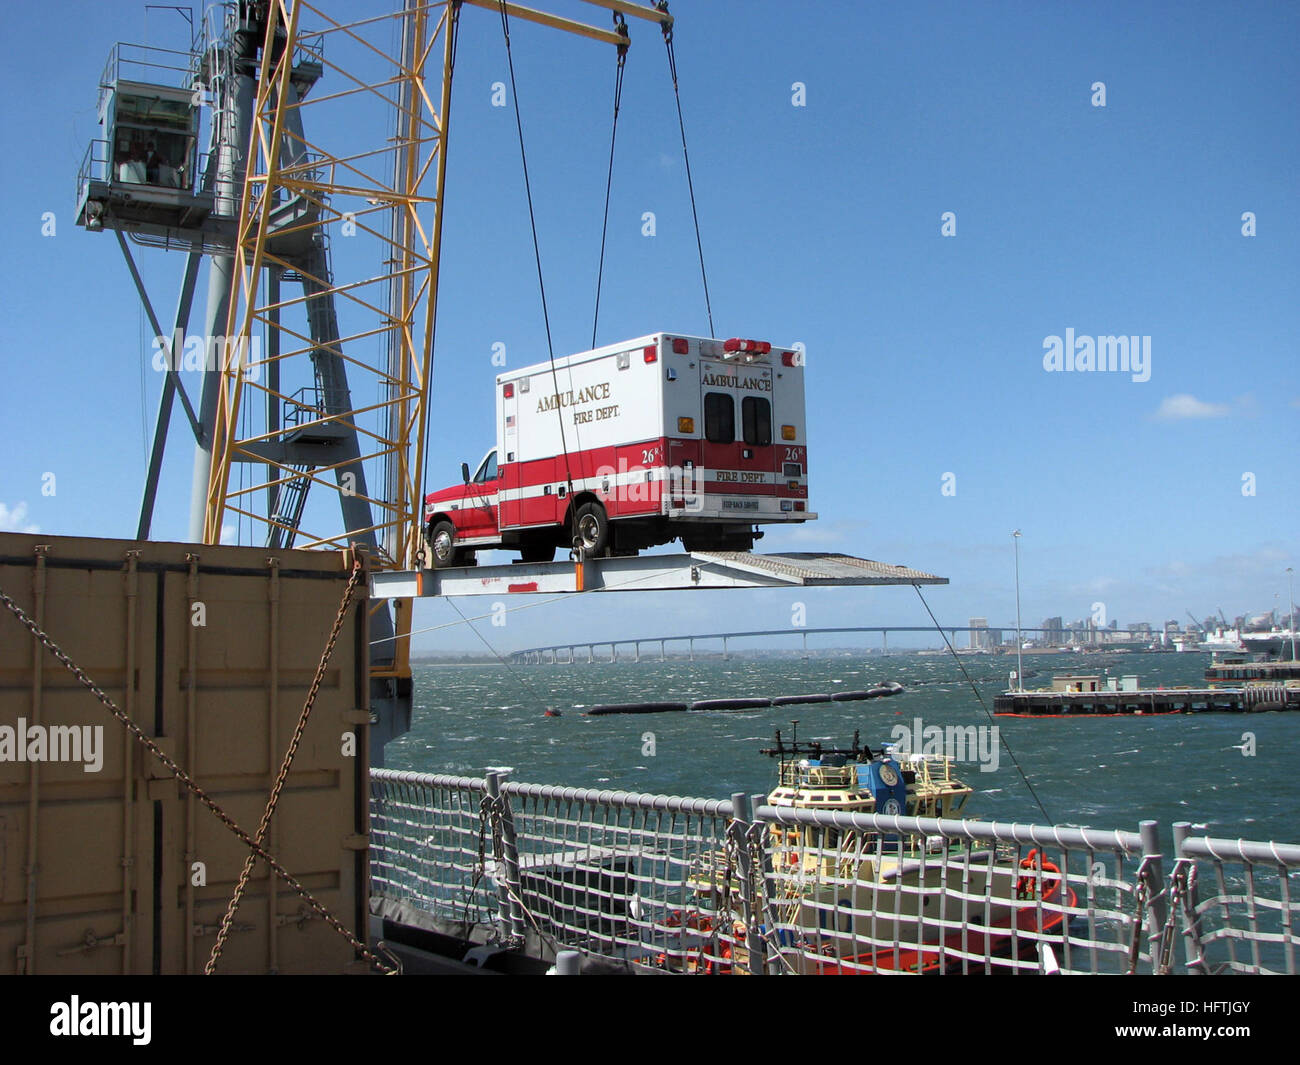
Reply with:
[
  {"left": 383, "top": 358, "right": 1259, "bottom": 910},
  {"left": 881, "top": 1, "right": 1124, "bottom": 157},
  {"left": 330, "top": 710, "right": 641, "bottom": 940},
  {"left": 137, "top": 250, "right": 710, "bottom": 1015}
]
[{"left": 474, "top": 450, "right": 499, "bottom": 482}]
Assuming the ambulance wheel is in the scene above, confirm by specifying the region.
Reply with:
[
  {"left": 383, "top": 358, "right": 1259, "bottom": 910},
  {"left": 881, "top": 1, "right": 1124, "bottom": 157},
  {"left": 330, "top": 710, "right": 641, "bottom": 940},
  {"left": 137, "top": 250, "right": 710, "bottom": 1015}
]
[
  {"left": 574, "top": 503, "right": 609, "bottom": 555},
  {"left": 428, "top": 520, "right": 460, "bottom": 569}
]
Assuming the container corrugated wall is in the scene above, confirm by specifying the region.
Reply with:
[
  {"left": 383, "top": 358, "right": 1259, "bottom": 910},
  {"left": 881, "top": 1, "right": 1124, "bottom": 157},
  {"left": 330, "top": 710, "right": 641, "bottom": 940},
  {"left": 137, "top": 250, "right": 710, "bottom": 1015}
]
[{"left": 0, "top": 533, "right": 370, "bottom": 974}]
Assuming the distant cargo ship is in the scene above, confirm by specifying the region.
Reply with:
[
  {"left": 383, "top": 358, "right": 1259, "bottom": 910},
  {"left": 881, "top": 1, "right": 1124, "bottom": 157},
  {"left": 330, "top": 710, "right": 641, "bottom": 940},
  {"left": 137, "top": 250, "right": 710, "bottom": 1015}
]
[
  {"left": 1200, "top": 627, "right": 1244, "bottom": 654},
  {"left": 1241, "top": 629, "right": 1299, "bottom": 660}
]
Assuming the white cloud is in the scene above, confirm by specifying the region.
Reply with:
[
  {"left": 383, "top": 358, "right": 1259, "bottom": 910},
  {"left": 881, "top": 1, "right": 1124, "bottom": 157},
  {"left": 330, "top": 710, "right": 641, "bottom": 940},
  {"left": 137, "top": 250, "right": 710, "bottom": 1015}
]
[
  {"left": 766, "top": 519, "right": 863, "bottom": 548},
  {"left": 1152, "top": 393, "right": 1230, "bottom": 421},
  {"left": 0, "top": 502, "right": 39, "bottom": 534},
  {"left": 219, "top": 523, "right": 238, "bottom": 545}
]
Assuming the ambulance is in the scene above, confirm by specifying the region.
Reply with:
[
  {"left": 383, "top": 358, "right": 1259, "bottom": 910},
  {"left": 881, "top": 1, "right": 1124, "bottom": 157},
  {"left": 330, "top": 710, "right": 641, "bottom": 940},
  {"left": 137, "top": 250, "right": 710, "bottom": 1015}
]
[{"left": 422, "top": 332, "right": 814, "bottom": 567}]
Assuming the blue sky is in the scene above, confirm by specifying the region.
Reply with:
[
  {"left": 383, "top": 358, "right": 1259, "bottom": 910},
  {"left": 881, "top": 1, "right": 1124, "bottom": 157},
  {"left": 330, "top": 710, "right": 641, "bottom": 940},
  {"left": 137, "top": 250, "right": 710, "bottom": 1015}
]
[{"left": 1, "top": 0, "right": 1296, "bottom": 652}]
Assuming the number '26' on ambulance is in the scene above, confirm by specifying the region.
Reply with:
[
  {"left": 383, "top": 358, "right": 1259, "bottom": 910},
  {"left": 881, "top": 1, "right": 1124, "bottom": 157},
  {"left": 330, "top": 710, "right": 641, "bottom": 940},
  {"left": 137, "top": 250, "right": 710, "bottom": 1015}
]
[{"left": 422, "top": 333, "right": 815, "bottom": 567}]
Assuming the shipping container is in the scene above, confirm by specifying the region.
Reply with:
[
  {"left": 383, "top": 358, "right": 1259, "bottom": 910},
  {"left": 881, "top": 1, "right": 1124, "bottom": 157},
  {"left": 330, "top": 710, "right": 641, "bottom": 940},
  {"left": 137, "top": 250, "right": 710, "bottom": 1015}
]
[{"left": 0, "top": 533, "right": 371, "bottom": 974}]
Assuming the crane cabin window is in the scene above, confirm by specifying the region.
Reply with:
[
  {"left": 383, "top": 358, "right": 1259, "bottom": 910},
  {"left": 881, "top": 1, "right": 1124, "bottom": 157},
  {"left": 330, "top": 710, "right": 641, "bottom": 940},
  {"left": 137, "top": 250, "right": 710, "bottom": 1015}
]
[{"left": 704, "top": 392, "right": 734, "bottom": 444}]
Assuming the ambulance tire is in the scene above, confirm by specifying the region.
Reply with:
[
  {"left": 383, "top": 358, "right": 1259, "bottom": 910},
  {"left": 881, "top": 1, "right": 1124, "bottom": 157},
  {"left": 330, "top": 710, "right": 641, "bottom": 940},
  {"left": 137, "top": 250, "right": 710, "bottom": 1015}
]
[
  {"left": 428, "top": 520, "right": 461, "bottom": 569},
  {"left": 574, "top": 503, "right": 610, "bottom": 555}
]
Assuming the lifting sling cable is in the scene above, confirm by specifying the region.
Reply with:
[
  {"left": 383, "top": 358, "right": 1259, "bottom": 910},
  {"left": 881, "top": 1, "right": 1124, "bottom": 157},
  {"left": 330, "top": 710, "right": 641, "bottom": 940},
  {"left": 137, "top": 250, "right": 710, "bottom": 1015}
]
[
  {"left": 445, "top": 596, "right": 559, "bottom": 712},
  {"left": 592, "top": 14, "right": 630, "bottom": 348},
  {"left": 498, "top": 1, "right": 577, "bottom": 502},
  {"left": 658, "top": 2, "right": 714, "bottom": 337},
  {"left": 912, "top": 584, "right": 1053, "bottom": 824}
]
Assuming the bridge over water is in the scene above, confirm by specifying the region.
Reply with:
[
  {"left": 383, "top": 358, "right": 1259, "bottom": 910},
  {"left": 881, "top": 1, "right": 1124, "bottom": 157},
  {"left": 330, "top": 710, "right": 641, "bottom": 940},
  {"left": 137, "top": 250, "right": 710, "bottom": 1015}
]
[{"left": 510, "top": 626, "right": 1148, "bottom": 663}]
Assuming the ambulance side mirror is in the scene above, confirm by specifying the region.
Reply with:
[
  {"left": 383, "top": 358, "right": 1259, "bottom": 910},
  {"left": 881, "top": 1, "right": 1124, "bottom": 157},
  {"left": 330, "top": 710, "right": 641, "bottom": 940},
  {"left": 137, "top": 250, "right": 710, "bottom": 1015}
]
[{"left": 461, "top": 462, "right": 470, "bottom": 484}]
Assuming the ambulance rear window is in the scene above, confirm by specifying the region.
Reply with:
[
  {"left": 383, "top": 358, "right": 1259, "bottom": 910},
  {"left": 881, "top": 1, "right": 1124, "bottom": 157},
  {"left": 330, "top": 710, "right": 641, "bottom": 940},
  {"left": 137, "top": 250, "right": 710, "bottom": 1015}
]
[
  {"left": 742, "top": 396, "right": 772, "bottom": 446},
  {"left": 704, "top": 392, "right": 734, "bottom": 443}
]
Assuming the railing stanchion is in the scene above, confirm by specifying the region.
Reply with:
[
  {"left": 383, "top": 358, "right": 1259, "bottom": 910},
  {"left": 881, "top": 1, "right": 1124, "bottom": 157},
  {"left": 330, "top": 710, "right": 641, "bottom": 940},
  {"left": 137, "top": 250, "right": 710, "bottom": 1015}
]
[
  {"left": 1139, "top": 819, "right": 1166, "bottom": 967},
  {"left": 731, "top": 792, "right": 765, "bottom": 975},
  {"left": 486, "top": 771, "right": 527, "bottom": 942},
  {"left": 1171, "top": 820, "right": 1204, "bottom": 974}
]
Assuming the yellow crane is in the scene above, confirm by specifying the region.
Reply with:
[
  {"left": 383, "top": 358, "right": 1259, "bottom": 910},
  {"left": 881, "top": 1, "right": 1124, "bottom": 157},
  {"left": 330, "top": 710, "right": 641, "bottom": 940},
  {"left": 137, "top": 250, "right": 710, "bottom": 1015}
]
[{"left": 198, "top": 0, "right": 673, "bottom": 752}]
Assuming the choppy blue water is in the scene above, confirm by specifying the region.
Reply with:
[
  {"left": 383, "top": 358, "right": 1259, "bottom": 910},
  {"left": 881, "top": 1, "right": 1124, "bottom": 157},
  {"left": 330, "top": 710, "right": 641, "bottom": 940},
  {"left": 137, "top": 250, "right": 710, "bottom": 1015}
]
[{"left": 385, "top": 650, "right": 1296, "bottom": 845}]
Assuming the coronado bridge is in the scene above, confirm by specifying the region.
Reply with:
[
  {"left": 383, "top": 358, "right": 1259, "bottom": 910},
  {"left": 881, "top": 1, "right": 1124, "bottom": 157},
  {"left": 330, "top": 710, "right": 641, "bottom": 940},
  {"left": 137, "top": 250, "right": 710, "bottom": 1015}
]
[
  {"left": 510, "top": 626, "right": 1154, "bottom": 664},
  {"left": 365, "top": 550, "right": 1158, "bottom": 664}
]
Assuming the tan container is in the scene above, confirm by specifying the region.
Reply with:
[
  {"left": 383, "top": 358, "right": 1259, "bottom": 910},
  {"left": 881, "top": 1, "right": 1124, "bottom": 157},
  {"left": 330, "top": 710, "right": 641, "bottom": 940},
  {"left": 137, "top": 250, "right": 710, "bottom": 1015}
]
[{"left": 0, "top": 533, "right": 371, "bottom": 974}]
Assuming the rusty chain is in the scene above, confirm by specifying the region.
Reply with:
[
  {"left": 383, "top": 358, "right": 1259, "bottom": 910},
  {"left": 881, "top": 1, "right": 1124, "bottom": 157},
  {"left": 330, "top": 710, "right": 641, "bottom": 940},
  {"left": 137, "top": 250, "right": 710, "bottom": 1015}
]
[
  {"left": 0, "top": 566, "right": 396, "bottom": 975},
  {"left": 205, "top": 557, "right": 364, "bottom": 974}
]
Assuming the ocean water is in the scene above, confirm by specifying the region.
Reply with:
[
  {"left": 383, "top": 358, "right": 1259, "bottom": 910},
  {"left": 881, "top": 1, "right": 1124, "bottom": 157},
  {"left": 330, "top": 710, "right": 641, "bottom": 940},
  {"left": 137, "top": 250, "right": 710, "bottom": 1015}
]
[{"left": 384, "top": 650, "right": 1296, "bottom": 845}]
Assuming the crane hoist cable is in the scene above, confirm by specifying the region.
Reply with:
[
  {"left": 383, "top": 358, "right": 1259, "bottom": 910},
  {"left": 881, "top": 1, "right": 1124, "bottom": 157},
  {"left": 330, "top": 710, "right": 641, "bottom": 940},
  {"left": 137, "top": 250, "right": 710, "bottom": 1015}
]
[
  {"left": 498, "top": 0, "right": 577, "bottom": 501},
  {"left": 911, "top": 584, "right": 1053, "bottom": 824},
  {"left": 657, "top": 1, "right": 714, "bottom": 338},
  {"left": 498, "top": 3, "right": 717, "bottom": 524},
  {"left": 591, "top": 13, "right": 630, "bottom": 349}
]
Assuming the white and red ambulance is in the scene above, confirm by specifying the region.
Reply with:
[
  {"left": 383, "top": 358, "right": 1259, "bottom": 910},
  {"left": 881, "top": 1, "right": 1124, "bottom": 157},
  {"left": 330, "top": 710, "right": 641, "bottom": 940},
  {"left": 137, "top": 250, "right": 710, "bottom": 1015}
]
[{"left": 422, "top": 332, "right": 814, "bottom": 567}]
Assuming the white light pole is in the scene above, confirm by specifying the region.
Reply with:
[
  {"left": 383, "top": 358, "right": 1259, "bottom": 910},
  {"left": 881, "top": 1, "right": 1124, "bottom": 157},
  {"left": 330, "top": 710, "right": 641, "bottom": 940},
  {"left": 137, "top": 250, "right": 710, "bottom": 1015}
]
[
  {"left": 1289, "top": 566, "right": 1296, "bottom": 661},
  {"left": 1013, "top": 530, "right": 1024, "bottom": 692}
]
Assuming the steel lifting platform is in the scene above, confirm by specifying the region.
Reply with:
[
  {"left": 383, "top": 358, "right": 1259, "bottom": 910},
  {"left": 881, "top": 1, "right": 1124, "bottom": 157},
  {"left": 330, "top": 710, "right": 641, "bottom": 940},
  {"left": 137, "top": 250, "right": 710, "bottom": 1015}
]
[{"left": 370, "top": 551, "right": 948, "bottom": 599}]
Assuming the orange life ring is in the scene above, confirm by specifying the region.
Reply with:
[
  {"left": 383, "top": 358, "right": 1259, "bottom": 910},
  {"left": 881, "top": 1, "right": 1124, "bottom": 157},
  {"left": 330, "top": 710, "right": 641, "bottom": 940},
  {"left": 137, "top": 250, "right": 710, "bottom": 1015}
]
[{"left": 1016, "top": 849, "right": 1063, "bottom": 901}]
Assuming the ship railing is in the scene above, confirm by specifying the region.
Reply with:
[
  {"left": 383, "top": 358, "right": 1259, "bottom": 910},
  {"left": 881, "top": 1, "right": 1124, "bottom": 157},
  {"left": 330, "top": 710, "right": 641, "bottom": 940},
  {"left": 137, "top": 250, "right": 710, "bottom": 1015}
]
[
  {"left": 776, "top": 762, "right": 857, "bottom": 789},
  {"left": 368, "top": 771, "right": 497, "bottom": 933},
  {"left": 371, "top": 769, "right": 736, "bottom": 970},
  {"left": 493, "top": 779, "right": 735, "bottom": 969},
  {"left": 367, "top": 769, "right": 1291, "bottom": 974},
  {"left": 1169, "top": 823, "right": 1300, "bottom": 976},
  {"left": 751, "top": 804, "right": 1155, "bottom": 975}
]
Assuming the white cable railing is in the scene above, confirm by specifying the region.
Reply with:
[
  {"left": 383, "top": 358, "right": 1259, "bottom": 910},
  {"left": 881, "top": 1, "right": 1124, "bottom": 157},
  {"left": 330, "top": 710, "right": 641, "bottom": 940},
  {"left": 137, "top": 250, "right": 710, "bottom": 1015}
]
[{"left": 368, "top": 768, "right": 1296, "bottom": 975}]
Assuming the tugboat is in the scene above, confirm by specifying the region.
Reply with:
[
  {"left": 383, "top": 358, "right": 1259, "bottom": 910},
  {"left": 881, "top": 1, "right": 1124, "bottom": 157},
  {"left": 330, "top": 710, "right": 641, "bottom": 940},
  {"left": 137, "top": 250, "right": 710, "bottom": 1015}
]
[{"left": 677, "top": 727, "right": 1074, "bottom": 974}]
